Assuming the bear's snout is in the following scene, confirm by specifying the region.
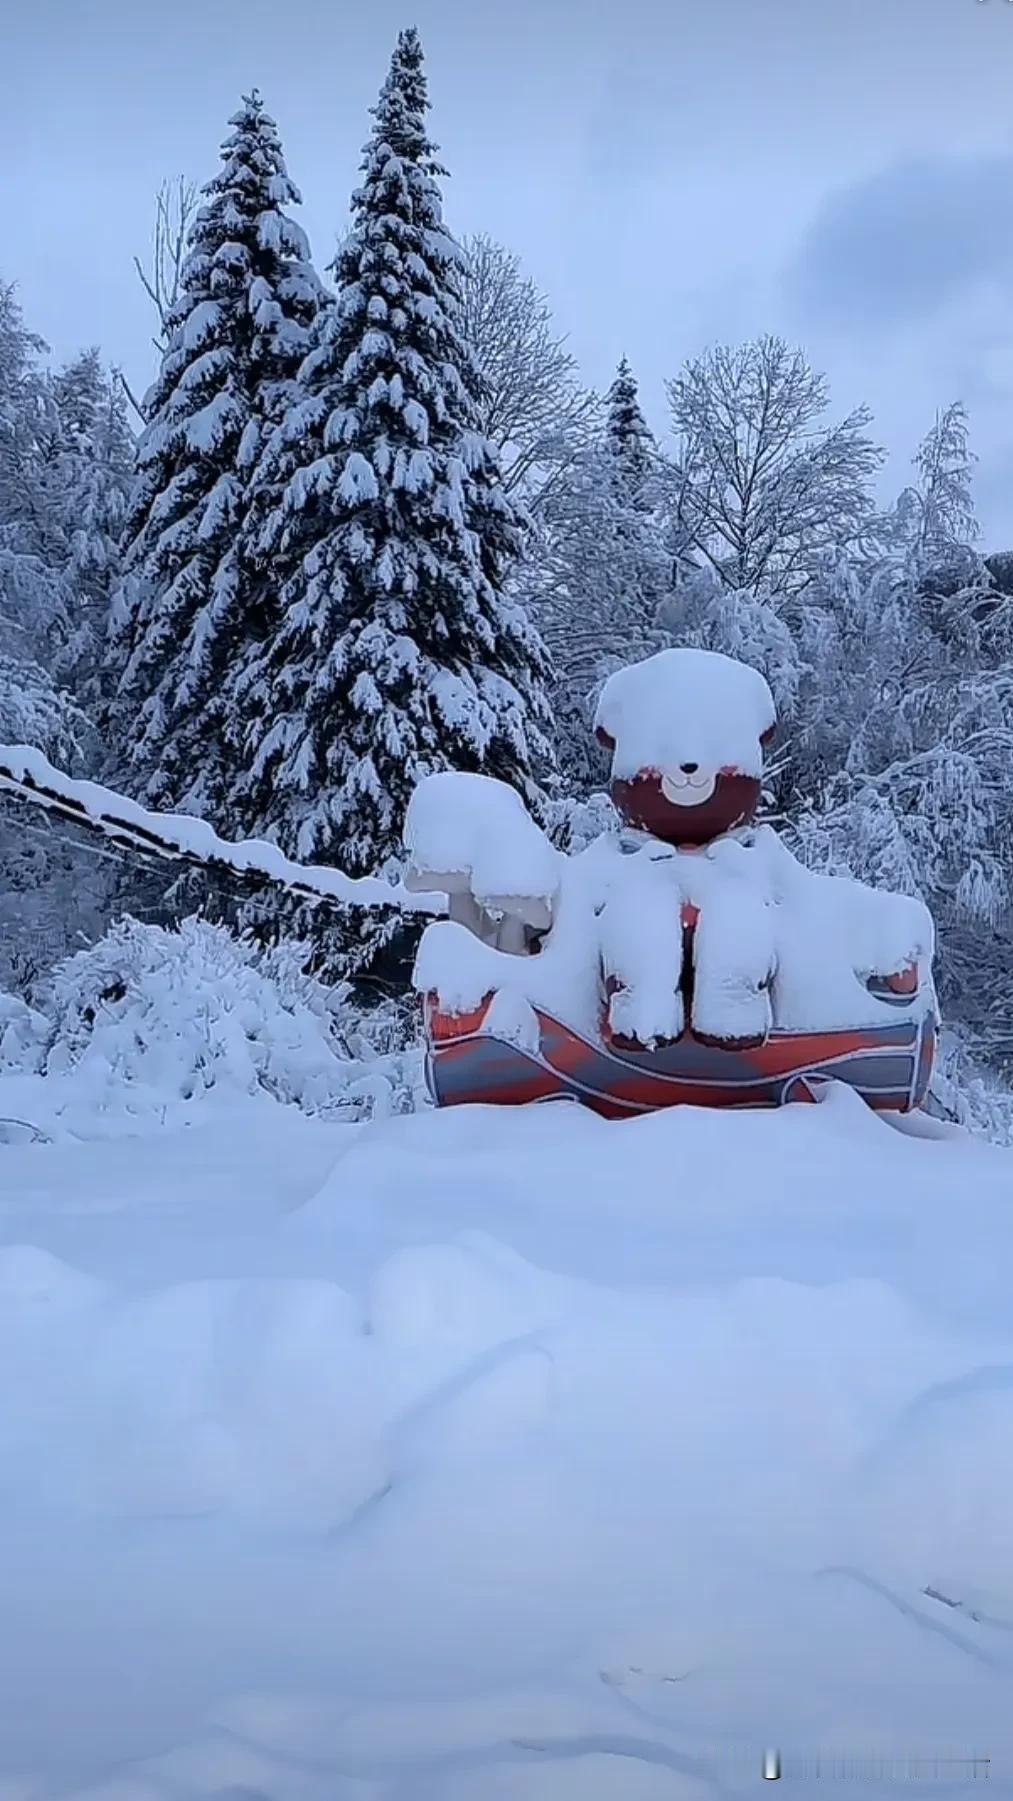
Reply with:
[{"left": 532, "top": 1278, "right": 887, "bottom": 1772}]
[{"left": 659, "top": 767, "right": 718, "bottom": 807}]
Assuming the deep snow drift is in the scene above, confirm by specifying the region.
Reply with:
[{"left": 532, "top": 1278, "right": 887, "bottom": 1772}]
[{"left": 2, "top": 1076, "right": 1013, "bottom": 1798}]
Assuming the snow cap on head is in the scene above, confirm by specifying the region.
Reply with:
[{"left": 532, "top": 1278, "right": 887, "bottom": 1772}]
[{"left": 594, "top": 648, "right": 776, "bottom": 780}]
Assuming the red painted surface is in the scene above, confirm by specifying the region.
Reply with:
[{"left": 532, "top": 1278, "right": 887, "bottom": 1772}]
[
  {"left": 426, "top": 1004, "right": 936, "bottom": 1118},
  {"left": 886, "top": 963, "right": 918, "bottom": 995},
  {"left": 426, "top": 992, "right": 492, "bottom": 1041},
  {"left": 609, "top": 771, "right": 760, "bottom": 846}
]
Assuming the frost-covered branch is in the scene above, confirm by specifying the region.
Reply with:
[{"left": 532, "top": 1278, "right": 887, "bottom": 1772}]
[
  {"left": 458, "top": 233, "right": 598, "bottom": 507},
  {"left": 666, "top": 336, "right": 882, "bottom": 599}
]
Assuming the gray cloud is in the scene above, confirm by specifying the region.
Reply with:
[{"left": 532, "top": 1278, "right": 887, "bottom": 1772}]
[
  {"left": 7, "top": 0, "right": 1013, "bottom": 538},
  {"left": 787, "top": 154, "right": 1013, "bottom": 331}
]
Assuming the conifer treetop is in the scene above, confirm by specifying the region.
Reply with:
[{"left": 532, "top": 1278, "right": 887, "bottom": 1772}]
[
  {"left": 605, "top": 355, "right": 655, "bottom": 494},
  {"left": 234, "top": 28, "right": 551, "bottom": 888},
  {"left": 108, "top": 88, "right": 323, "bottom": 818}
]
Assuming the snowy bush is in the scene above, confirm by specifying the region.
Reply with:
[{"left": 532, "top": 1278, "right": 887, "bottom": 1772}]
[
  {"left": 929, "top": 1029, "right": 1013, "bottom": 1147},
  {"left": 34, "top": 917, "right": 427, "bottom": 1126},
  {"left": 0, "top": 987, "right": 47, "bottom": 1073},
  {"left": 0, "top": 650, "right": 89, "bottom": 767},
  {"left": 545, "top": 788, "right": 619, "bottom": 854}
]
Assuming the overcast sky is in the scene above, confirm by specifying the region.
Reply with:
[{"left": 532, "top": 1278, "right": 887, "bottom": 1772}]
[{"left": 5, "top": 0, "right": 1013, "bottom": 540}]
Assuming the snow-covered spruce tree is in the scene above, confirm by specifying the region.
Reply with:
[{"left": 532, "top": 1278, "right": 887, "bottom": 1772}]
[
  {"left": 0, "top": 282, "right": 72, "bottom": 676},
  {"left": 0, "top": 287, "right": 106, "bottom": 994},
  {"left": 0, "top": 285, "right": 96, "bottom": 762},
  {"left": 0, "top": 301, "right": 132, "bottom": 714},
  {"left": 525, "top": 364, "right": 669, "bottom": 793},
  {"left": 105, "top": 92, "right": 322, "bottom": 819},
  {"left": 604, "top": 356, "right": 655, "bottom": 501},
  {"left": 38, "top": 349, "right": 134, "bottom": 703},
  {"left": 234, "top": 30, "right": 552, "bottom": 924}
]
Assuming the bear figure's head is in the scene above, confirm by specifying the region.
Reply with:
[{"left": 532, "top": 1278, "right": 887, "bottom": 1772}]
[{"left": 594, "top": 647, "right": 776, "bottom": 848}]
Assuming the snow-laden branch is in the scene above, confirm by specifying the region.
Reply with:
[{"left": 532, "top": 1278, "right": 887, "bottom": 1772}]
[{"left": 0, "top": 745, "right": 446, "bottom": 919}]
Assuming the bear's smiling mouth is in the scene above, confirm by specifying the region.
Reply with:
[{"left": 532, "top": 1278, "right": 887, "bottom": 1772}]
[{"left": 660, "top": 771, "right": 717, "bottom": 807}]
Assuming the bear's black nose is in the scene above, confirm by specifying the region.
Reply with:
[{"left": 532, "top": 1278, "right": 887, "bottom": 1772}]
[{"left": 680, "top": 761, "right": 699, "bottom": 774}]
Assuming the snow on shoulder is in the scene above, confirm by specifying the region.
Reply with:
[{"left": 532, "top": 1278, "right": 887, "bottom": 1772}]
[{"left": 595, "top": 647, "right": 776, "bottom": 779}]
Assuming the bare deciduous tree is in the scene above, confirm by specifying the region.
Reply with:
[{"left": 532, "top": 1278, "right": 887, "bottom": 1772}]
[
  {"left": 458, "top": 233, "right": 598, "bottom": 508},
  {"left": 667, "top": 335, "right": 882, "bottom": 601},
  {"left": 134, "top": 176, "right": 199, "bottom": 344},
  {"left": 122, "top": 177, "right": 199, "bottom": 423}
]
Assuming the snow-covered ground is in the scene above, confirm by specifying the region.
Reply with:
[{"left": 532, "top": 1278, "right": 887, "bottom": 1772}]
[{"left": 2, "top": 1079, "right": 1013, "bottom": 1798}]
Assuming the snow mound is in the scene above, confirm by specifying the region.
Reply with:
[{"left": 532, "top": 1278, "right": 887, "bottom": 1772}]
[
  {"left": 0, "top": 989, "right": 47, "bottom": 1073},
  {"left": 1, "top": 1086, "right": 1012, "bottom": 1793}
]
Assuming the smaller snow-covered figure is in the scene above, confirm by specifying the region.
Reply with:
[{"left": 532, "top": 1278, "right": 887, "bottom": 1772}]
[
  {"left": 409, "top": 648, "right": 937, "bottom": 1117},
  {"left": 404, "top": 772, "right": 562, "bottom": 954}
]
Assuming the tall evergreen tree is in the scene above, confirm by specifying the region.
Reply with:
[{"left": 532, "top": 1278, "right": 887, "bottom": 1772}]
[
  {"left": 0, "top": 283, "right": 77, "bottom": 723},
  {"left": 106, "top": 91, "right": 323, "bottom": 817},
  {"left": 0, "top": 282, "right": 49, "bottom": 540},
  {"left": 41, "top": 349, "right": 134, "bottom": 701},
  {"left": 0, "top": 289, "right": 103, "bottom": 995},
  {"left": 233, "top": 29, "right": 552, "bottom": 887},
  {"left": 1, "top": 310, "right": 133, "bottom": 702},
  {"left": 885, "top": 401, "right": 981, "bottom": 612},
  {"left": 604, "top": 355, "right": 655, "bottom": 499}
]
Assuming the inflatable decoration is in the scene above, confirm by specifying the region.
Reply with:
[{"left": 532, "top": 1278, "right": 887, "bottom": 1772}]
[{"left": 406, "top": 649, "right": 937, "bottom": 1117}]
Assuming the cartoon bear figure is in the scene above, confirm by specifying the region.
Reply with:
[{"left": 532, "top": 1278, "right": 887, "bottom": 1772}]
[
  {"left": 592, "top": 648, "right": 780, "bottom": 1050},
  {"left": 590, "top": 647, "right": 935, "bottom": 1054},
  {"left": 407, "top": 646, "right": 935, "bottom": 1079},
  {"left": 594, "top": 646, "right": 776, "bottom": 849}
]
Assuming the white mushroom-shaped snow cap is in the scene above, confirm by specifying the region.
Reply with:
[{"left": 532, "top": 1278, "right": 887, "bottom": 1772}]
[
  {"left": 403, "top": 771, "right": 561, "bottom": 930},
  {"left": 594, "top": 647, "right": 776, "bottom": 781}
]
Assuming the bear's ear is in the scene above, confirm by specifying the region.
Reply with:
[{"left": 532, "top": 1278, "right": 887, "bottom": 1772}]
[
  {"left": 595, "top": 724, "right": 616, "bottom": 753},
  {"left": 760, "top": 722, "right": 777, "bottom": 749}
]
